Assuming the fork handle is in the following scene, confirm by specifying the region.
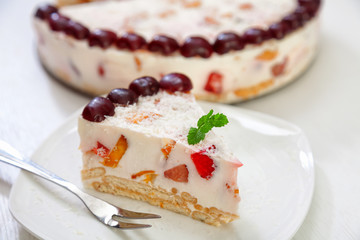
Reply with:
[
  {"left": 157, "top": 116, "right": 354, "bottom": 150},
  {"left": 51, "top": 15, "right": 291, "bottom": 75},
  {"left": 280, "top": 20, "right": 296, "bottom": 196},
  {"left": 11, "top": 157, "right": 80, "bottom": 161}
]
[{"left": 0, "top": 140, "right": 80, "bottom": 195}]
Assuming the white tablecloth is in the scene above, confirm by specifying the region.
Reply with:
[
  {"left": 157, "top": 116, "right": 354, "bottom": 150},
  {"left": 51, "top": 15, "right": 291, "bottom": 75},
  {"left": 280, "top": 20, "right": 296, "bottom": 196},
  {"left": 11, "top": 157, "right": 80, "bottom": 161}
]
[{"left": 1, "top": 0, "right": 360, "bottom": 239}]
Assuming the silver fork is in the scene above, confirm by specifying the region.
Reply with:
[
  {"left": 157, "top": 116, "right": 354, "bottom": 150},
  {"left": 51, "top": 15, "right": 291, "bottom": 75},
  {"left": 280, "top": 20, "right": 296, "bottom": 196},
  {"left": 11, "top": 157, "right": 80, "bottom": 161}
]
[{"left": 0, "top": 140, "right": 160, "bottom": 229}]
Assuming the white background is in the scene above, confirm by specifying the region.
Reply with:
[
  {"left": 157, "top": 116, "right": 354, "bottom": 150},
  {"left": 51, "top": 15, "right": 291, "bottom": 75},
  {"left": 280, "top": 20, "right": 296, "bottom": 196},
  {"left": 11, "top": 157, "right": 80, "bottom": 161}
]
[{"left": 1, "top": 0, "right": 360, "bottom": 239}]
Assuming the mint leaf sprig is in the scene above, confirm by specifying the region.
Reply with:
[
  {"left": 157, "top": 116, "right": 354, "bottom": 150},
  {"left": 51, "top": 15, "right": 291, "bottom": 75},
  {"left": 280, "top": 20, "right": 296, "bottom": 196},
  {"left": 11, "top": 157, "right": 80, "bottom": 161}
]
[{"left": 187, "top": 109, "right": 229, "bottom": 145}]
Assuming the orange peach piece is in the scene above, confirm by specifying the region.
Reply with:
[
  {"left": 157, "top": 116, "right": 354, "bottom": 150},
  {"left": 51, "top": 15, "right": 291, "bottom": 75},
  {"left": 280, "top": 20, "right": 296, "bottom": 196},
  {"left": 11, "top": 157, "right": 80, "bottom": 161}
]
[
  {"left": 256, "top": 49, "right": 278, "bottom": 61},
  {"left": 101, "top": 135, "right": 128, "bottom": 168},
  {"left": 183, "top": 0, "right": 201, "bottom": 8},
  {"left": 161, "top": 140, "right": 176, "bottom": 160},
  {"left": 239, "top": 3, "right": 253, "bottom": 10},
  {"left": 126, "top": 112, "right": 162, "bottom": 124},
  {"left": 134, "top": 56, "right": 142, "bottom": 72}
]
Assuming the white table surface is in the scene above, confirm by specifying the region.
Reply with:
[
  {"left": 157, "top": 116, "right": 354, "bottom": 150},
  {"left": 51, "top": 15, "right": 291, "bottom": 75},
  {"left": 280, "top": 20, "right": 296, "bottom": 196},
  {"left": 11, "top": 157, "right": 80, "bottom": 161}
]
[{"left": 1, "top": 0, "right": 360, "bottom": 239}]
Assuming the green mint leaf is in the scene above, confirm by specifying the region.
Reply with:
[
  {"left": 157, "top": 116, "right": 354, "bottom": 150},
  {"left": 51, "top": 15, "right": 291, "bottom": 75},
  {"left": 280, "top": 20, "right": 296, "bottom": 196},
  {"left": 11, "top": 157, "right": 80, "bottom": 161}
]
[
  {"left": 187, "top": 127, "right": 206, "bottom": 145},
  {"left": 198, "top": 122, "right": 213, "bottom": 133},
  {"left": 187, "top": 109, "right": 229, "bottom": 145},
  {"left": 197, "top": 109, "right": 213, "bottom": 127},
  {"left": 210, "top": 113, "right": 229, "bottom": 127}
]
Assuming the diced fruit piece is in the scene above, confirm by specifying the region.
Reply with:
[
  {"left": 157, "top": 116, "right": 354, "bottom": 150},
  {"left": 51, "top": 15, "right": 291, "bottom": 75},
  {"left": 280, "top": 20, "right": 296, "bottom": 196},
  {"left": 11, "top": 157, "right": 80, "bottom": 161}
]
[
  {"left": 131, "top": 170, "right": 158, "bottom": 184},
  {"left": 116, "top": 33, "right": 146, "bottom": 51},
  {"left": 98, "top": 64, "right": 105, "bottom": 77},
  {"left": 64, "top": 21, "right": 90, "bottom": 40},
  {"left": 204, "top": 72, "right": 223, "bottom": 94},
  {"left": 91, "top": 141, "right": 110, "bottom": 158},
  {"left": 101, "top": 135, "right": 128, "bottom": 168},
  {"left": 134, "top": 56, "right": 142, "bottom": 71},
  {"left": 164, "top": 164, "right": 189, "bottom": 183},
  {"left": 88, "top": 29, "right": 117, "bottom": 49},
  {"left": 143, "top": 173, "right": 158, "bottom": 184},
  {"left": 271, "top": 57, "right": 288, "bottom": 77},
  {"left": 159, "top": 73, "right": 193, "bottom": 93},
  {"left": 256, "top": 49, "right": 278, "bottom": 61},
  {"left": 161, "top": 140, "right": 176, "bottom": 160},
  {"left": 107, "top": 88, "right": 138, "bottom": 105},
  {"left": 183, "top": 0, "right": 201, "bottom": 8},
  {"left": 213, "top": 32, "right": 244, "bottom": 54},
  {"left": 82, "top": 97, "right": 115, "bottom": 122},
  {"left": 239, "top": 3, "right": 253, "bottom": 10},
  {"left": 204, "top": 16, "right": 219, "bottom": 25},
  {"left": 131, "top": 170, "right": 156, "bottom": 179},
  {"left": 48, "top": 13, "right": 70, "bottom": 32},
  {"left": 34, "top": 4, "right": 58, "bottom": 20},
  {"left": 148, "top": 35, "right": 179, "bottom": 55},
  {"left": 180, "top": 37, "right": 212, "bottom": 58},
  {"left": 126, "top": 112, "right": 161, "bottom": 124},
  {"left": 191, "top": 151, "right": 216, "bottom": 180},
  {"left": 129, "top": 76, "right": 159, "bottom": 96}
]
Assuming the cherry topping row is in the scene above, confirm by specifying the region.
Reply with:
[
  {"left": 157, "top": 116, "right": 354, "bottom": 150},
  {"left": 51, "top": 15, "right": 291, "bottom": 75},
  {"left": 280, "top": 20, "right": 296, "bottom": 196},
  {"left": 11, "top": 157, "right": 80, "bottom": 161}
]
[
  {"left": 35, "top": 0, "right": 320, "bottom": 58},
  {"left": 82, "top": 73, "right": 193, "bottom": 122}
]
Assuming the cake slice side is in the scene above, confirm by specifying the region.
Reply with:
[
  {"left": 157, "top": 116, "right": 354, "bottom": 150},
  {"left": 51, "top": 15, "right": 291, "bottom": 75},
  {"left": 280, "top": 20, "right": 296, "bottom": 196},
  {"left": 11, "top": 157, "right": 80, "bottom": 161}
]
[{"left": 78, "top": 74, "right": 242, "bottom": 226}]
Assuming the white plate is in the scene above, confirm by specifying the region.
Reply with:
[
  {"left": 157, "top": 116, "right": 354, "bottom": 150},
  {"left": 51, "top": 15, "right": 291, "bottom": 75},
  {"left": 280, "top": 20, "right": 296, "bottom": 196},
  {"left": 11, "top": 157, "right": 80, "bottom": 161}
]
[{"left": 9, "top": 102, "right": 314, "bottom": 240}]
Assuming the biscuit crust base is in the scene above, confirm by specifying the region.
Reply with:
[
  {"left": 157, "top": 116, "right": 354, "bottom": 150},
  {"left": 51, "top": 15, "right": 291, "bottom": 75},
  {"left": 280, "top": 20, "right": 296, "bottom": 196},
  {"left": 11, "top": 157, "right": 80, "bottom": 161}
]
[{"left": 82, "top": 167, "right": 239, "bottom": 226}]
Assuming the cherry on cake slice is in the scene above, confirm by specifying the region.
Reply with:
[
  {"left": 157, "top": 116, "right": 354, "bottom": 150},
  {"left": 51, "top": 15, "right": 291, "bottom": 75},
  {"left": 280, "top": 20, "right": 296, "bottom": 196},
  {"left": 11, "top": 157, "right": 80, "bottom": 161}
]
[{"left": 78, "top": 73, "right": 243, "bottom": 226}]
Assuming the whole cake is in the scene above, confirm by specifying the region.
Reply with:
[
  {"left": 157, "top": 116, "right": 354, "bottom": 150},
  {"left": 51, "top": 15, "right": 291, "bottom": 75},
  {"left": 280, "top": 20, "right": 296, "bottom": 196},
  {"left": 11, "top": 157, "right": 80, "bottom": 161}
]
[
  {"left": 34, "top": 0, "right": 321, "bottom": 103},
  {"left": 78, "top": 73, "right": 243, "bottom": 226}
]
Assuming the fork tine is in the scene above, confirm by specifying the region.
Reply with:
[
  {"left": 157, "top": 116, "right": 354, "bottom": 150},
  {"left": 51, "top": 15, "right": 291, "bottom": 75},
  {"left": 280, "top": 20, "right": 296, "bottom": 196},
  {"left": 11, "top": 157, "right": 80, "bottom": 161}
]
[
  {"left": 116, "top": 208, "right": 161, "bottom": 219},
  {"left": 109, "top": 218, "right": 152, "bottom": 229}
]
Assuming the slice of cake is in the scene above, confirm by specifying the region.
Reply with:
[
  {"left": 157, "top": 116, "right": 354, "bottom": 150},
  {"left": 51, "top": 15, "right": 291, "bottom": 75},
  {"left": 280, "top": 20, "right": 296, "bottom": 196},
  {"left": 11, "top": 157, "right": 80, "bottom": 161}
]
[
  {"left": 78, "top": 73, "right": 243, "bottom": 226},
  {"left": 33, "top": 0, "right": 321, "bottom": 103}
]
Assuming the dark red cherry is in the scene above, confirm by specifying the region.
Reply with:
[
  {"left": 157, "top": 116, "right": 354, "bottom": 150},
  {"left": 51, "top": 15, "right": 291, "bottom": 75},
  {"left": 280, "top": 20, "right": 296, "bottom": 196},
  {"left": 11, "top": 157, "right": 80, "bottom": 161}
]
[
  {"left": 160, "top": 73, "right": 193, "bottom": 93},
  {"left": 116, "top": 33, "right": 146, "bottom": 51},
  {"left": 88, "top": 29, "right": 117, "bottom": 49},
  {"left": 129, "top": 76, "right": 160, "bottom": 96},
  {"left": 35, "top": 4, "right": 58, "bottom": 20},
  {"left": 282, "top": 13, "right": 301, "bottom": 31},
  {"left": 213, "top": 32, "right": 244, "bottom": 54},
  {"left": 148, "top": 35, "right": 179, "bottom": 55},
  {"left": 64, "top": 21, "right": 90, "bottom": 40},
  {"left": 298, "top": 0, "right": 320, "bottom": 16},
  {"left": 48, "top": 13, "right": 70, "bottom": 32},
  {"left": 294, "top": 6, "right": 311, "bottom": 25},
  {"left": 82, "top": 97, "right": 115, "bottom": 122},
  {"left": 107, "top": 88, "right": 138, "bottom": 105},
  {"left": 268, "top": 22, "right": 290, "bottom": 40},
  {"left": 243, "top": 28, "right": 268, "bottom": 44},
  {"left": 180, "top": 37, "right": 213, "bottom": 58}
]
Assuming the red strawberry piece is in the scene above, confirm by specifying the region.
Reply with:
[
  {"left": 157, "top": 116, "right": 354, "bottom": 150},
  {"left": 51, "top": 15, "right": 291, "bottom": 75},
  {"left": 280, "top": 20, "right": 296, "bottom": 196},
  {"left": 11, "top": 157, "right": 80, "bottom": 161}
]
[
  {"left": 98, "top": 64, "right": 105, "bottom": 77},
  {"left": 204, "top": 72, "right": 223, "bottom": 94},
  {"left": 191, "top": 151, "right": 216, "bottom": 180},
  {"left": 271, "top": 57, "right": 288, "bottom": 77},
  {"left": 91, "top": 141, "right": 110, "bottom": 158},
  {"left": 164, "top": 164, "right": 189, "bottom": 183}
]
